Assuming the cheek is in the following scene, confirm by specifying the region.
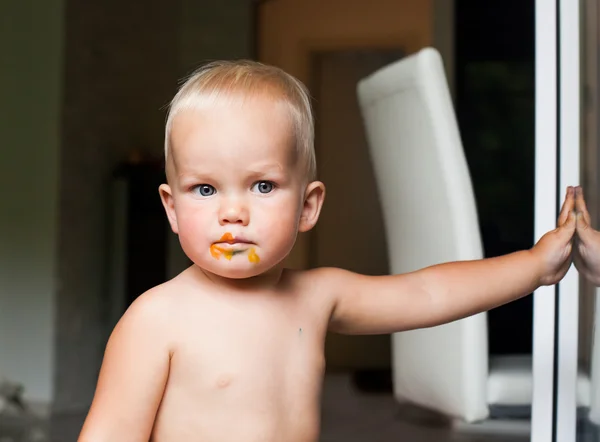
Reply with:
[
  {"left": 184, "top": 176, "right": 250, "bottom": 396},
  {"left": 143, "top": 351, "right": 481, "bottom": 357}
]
[
  {"left": 174, "top": 201, "right": 212, "bottom": 242},
  {"left": 253, "top": 196, "right": 301, "bottom": 241}
]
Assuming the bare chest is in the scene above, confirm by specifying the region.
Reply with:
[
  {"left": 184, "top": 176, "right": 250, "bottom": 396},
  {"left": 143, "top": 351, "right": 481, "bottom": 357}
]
[
  {"left": 152, "top": 307, "right": 326, "bottom": 441},
  {"left": 172, "top": 314, "right": 324, "bottom": 393},
  {"left": 163, "top": 296, "right": 329, "bottom": 404}
]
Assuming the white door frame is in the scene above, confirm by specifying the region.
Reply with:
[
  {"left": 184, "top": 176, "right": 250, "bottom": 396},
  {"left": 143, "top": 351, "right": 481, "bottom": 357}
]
[
  {"left": 532, "top": 0, "right": 558, "bottom": 440},
  {"left": 556, "top": 0, "right": 581, "bottom": 440},
  {"left": 532, "top": 0, "right": 581, "bottom": 441}
]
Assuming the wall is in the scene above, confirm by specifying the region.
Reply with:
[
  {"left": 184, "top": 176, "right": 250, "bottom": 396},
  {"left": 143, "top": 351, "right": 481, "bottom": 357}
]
[
  {"left": 258, "top": 0, "right": 434, "bottom": 269},
  {"left": 0, "top": 0, "right": 64, "bottom": 404},
  {"left": 51, "top": 0, "right": 254, "bottom": 438},
  {"left": 433, "top": 0, "right": 455, "bottom": 97},
  {"left": 179, "top": 0, "right": 254, "bottom": 72},
  {"left": 53, "top": 0, "right": 180, "bottom": 417}
]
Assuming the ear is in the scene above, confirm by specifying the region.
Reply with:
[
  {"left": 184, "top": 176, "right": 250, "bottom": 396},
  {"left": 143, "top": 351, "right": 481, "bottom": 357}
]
[
  {"left": 298, "top": 181, "right": 325, "bottom": 233},
  {"left": 159, "top": 184, "right": 179, "bottom": 234}
]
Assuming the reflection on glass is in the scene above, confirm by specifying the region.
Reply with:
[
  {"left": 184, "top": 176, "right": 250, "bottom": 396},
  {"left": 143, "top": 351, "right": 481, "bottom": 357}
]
[
  {"left": 456, "top": 13, "right": 535, "bottom": 442},
  {"left": 455, "top": 60, "right": 533, "bottom": 442},
  {"left": 577, "top": 0, "right": 600, "bottom": 440}
]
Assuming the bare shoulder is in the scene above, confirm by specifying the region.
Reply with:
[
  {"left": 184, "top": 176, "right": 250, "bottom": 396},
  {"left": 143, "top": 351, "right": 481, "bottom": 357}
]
[
  {"left": 120, "top": 283, "right": 175, "bottom": 324},
  {"left": 110, "top": 279, "right": 183, "bottom": 351},
  {"left": 288, "top": 266, "right": 361, "bottom": 287},
  {"left": 283, "top": 266, "right": 362, "bottom": 306}
]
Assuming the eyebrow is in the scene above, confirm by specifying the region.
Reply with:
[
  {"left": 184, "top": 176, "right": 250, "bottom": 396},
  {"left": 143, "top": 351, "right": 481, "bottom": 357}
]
[
  {"left": 176, "top": 171, "right": 212, "bottom": 182},
  {"left": 175, "top": 163, "right": 286, "bottom": 180},
  {"left": 245, "top": 163, "right": 285, "bottom": 175}
]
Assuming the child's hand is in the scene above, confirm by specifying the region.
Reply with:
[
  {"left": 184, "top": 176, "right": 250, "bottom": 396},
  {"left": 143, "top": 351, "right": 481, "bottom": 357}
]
[
  {"left": 531, "top": 186, "right": 576, "bottom": 286},
  {"left": 574, "top": 186, "right": 600, "bottom": 285}
]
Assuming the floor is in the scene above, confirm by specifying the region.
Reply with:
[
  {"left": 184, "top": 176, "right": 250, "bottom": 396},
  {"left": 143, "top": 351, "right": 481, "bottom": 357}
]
[
  {"left": 0, "top": 373, "right": 537, "bottom": 442},
  {"left": 0, "top": 414, "right": 47, "bottom": 442},
  {"left": 320, "top": 373, "right": 528, "bottom": 442}
]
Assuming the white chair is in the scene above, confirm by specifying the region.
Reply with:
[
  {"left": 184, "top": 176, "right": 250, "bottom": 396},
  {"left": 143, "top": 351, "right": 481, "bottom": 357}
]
[
  {"left": 356, "top": 47, "right": 593, "bottom": 425},
  {"left": 356, "top": 46, "right": 488, "bottom": 423}
]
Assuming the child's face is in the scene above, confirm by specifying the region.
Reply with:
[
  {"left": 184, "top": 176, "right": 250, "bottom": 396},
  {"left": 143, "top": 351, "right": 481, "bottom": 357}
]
[{"left": 160, "top": 95, "right": 324, "bottom": 279}]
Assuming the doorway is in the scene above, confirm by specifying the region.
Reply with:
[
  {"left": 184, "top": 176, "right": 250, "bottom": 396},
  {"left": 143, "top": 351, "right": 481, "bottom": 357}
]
[{"left": 310, "top": 50, "right": 404, "bottom": 375}]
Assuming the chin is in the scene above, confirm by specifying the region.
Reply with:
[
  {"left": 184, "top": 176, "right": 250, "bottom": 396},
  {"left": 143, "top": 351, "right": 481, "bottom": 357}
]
[
  {"left": 200, "top": 261, "right": 273, "bottom": 280},
  {"left": 216, "top": 267, "right": 265, "bottom": 279}
]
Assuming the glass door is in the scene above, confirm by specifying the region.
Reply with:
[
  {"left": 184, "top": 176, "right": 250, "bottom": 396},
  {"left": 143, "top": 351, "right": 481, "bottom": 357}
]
[
  {"left": 558, "top": 0, "right": 600, "bottom": 440},
  {"left": 578, "top": 1, "right": 600, "bottom": 438}
]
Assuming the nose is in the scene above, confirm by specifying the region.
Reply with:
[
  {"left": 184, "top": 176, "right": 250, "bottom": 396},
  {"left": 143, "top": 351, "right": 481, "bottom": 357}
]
[{"left": 219, "top": 197, "right": 249, "bottom": 226}]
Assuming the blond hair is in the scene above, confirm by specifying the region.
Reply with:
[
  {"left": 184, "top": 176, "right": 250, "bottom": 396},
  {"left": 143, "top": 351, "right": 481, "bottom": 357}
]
[{"left": 164, "top": 60, "right": 316, "bottom": 180}]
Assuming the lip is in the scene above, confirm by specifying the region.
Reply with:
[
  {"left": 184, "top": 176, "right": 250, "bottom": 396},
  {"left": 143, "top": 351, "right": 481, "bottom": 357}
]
[{"left": 214, "top": 236, "right": 253, "bottom": 246}]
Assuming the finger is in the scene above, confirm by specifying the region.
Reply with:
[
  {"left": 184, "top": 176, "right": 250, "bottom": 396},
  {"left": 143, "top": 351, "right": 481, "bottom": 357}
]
[
  {"left": 575, "top": 186, "right": 592, "bottom": 225},
  {"left": 577, "top": 210, "right": 590, "bottom": 230},
  {"left": 556, "top": 210, "right": 576, "bottom": 244},
  {"left": 576, "top": 212, "right": 597, "bottom": 245},
  {"left": 558, "top": 186, "right": 575, "bottom": 226}
]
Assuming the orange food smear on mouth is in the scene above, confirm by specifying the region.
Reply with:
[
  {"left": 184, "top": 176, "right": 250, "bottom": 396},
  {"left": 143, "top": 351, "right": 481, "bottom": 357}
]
[
  {"left": 248, "top": 248, "right": 260, "bottom": 264},
  {"left": 210, "top": 233, "right": 258, "bottom": 263},
  {"left": 211, "top": 233, "right": 236, "bottom": 261},
  {"left": 210, "top": 244, "right": 234, "bottom": 260},
  {"left": 220, "top": 232, "right": 234, "bottom": 242}
]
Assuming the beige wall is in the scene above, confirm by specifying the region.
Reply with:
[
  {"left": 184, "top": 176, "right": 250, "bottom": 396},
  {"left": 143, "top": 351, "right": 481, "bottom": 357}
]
[{"left": 258, "top": 0, "right": 434, "bottom": 269}]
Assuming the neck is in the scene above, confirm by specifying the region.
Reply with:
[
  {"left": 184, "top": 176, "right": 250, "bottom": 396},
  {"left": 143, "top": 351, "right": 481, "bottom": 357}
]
[{"left": 191, "top": 263, "right": 286, "bottom": 294}]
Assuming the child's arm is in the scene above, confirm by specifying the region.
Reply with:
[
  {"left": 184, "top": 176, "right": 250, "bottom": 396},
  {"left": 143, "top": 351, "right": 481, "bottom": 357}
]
[
  {"left": 326, "top": 187, "right": 576, "bottom": 335},
  {"left": 78, "top": 291, "right": 172, "bottom": 442},
  {"left": 574, "top": 186, "right": 600, "bottom": 285}
]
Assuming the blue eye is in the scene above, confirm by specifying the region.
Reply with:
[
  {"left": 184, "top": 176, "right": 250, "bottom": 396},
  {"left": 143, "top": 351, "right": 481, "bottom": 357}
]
[
  {"left": 253, "top": 181, "right": 274, "bottom": 194},
  {"left": 195, "top": 184, "right": 216, "bottom": 197}
]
